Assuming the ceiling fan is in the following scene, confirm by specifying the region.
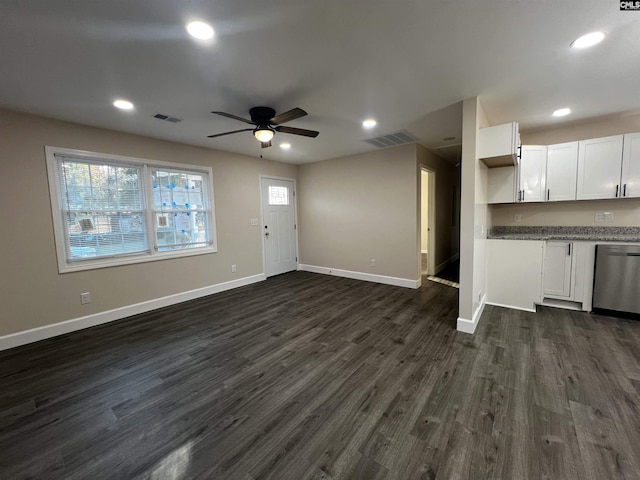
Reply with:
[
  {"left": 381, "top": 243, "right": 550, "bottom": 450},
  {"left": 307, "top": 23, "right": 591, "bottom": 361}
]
[{"left": 207, "top": 106, "right": 319, "bottom": 148}]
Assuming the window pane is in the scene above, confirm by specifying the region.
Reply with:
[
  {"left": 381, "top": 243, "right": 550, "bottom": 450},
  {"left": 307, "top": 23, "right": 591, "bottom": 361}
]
[
  {"left": 268, "top": 186, "right": 289, "bottom": 205},
  {"left": 150, "top": 168, "right": 210, "bottom": 251},
  {"left": 65, "top": 212, "right": 147, "bottom": 260},
  {"left": 155, "top": 211, "right": 209, "bottom": 251},
  {"left": 59, "top": 158, "right": 147, "bottom": 261}
]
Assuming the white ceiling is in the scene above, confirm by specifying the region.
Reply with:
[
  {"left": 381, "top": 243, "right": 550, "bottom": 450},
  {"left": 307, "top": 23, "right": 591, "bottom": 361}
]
[{"left": 0, "top": 1, "right": 638, "bottom": 164}]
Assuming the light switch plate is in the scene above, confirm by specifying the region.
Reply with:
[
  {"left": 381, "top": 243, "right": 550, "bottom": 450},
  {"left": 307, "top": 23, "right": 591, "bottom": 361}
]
[
  {"left": 514, "top": 214, "right": 522, "bottom": 223},
  {"left": 250, "top": 218, "right": 259, "bottom": 226}
]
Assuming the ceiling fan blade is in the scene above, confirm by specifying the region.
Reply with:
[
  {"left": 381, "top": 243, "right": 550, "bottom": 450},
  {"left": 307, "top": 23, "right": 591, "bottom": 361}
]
[
  {"left": 211, "top": 111, "right": 256, "bottom": 125},
  {"left": 207, "top": 128, "right": 253, "bottom": 139},
  {"left": 270, "top": 107, "right": 307, "bottom": 125},
  {"left": 261, "top": 141, "right": 272, "bottom": 149},
  {"left": 275, "top": 125, "right": 319, "bottom": 138}
]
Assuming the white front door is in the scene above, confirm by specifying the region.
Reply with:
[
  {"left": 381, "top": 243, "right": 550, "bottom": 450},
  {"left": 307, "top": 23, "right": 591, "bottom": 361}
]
[{"left": 261, "top": 177, "right": 297, "bottom": 277}]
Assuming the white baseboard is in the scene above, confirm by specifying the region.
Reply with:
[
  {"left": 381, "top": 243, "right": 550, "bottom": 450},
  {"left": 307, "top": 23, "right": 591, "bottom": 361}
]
[
  {"left": 0, "top": 274, "right": 266, "bottom": 352},
  {"left": 457, "top": 293, "right": 486, "bottom": 334},
  {"left": 485, "top": 301, "right": 537, "bottom": 313},
  {"left": 299, "top": 264, "right": 420, "bottom": 289}
]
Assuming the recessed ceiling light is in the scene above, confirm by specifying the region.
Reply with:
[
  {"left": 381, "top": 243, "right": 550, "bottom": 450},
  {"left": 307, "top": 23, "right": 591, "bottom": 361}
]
[
  {"left": 362, "top": 119, "right": 377, "bottom": 129},
  {"left": 113, "top": 99, "right": 134, "bottom": 110},
  {"left": 280, "top": 143, "right": 291, "bottom": 150},
  {"left": 571, "top": 31, "right": 606, "bottom": 49},
  {"left": 186, "top": 21, "right": 214, "bottom": 40},
  {"left": 552, "top": 108, "right": 571, "bottom": 117}
]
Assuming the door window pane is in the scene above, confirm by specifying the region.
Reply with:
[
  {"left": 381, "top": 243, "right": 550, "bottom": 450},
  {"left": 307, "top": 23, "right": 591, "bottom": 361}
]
[{"left": 268, "top": 186, "right": 289, "bottom": 205}]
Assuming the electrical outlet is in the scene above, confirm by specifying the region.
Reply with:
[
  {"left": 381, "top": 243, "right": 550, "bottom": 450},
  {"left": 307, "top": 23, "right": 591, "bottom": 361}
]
[
  {"left": 370, "top": 259, "right": 376, "bottom": 267},
  {"left": 595, "top": 211, "right": 614, "bottom": 222},
  {"left": 80, "top": 292, "right": 91, "bottom": 305},
  {"left": 231, "top": 264, "right": 237, "bottom": 273},
  {"left": 514, "top": 214, "right": 522, "bottom": 223}
]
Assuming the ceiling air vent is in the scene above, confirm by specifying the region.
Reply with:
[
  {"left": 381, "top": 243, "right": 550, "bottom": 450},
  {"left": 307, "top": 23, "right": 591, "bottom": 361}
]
[
  {"left": 152, "top": 113, "right": 182, "bottom": 124},
  {"left": 363, "top": 130, "right": 417, "bottom": 148}
]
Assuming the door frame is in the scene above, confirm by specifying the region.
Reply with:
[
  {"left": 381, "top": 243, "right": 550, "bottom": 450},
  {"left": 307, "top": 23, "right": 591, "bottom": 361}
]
[
  {"left": 259, "top": 175, "right": 300, "bottom": 277},
  {"left": 421, "top": 167, "right": 437, "bottom": 276}
]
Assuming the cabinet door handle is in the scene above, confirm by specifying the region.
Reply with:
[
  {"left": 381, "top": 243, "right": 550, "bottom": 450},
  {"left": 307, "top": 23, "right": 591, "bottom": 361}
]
[
  {"left": 547, "top": 189, "right": 550, "bottom": 201},
  {"left": 623, "top": 184, "right": 627, "bottom": 197},
  {"left": 567, "top": 243, "right": 571, "bottom": 256},
  {"left": 616, "top": 185, "right": 619, "bottom": 198},
  {"left": 517, "top": 145, "right": 522, "bottom": 159},
  {"left": 522, "top": 190, "right": 525, "bottom": 202}
]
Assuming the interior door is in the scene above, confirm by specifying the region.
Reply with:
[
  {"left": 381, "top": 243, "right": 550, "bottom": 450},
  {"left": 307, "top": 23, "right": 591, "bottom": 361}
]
[{"left": 261, "top": 177, "right": 297, "bottom": 277}]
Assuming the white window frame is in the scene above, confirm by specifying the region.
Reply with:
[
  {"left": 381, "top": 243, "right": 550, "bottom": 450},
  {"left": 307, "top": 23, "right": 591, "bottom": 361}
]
[{"left": 45, "top": 146, "right": 218, "bottom": 273}]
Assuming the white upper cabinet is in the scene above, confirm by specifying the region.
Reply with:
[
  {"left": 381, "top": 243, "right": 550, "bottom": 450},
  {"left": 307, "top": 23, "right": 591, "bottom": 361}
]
[
  {"left": 576, "top": 135, "right": 624, "bottom": 200},
  {"left": 546, "top": 142, "right": 578, "bottom": 201},
  {"left": 518, "top": 146, "right": 547, "bottom": 202},
  {"left": 479, "top": 122, "right": 520, "bottom": 167},
  {"left": 622, "top": 132, "right": 640, "bottom": 198}
]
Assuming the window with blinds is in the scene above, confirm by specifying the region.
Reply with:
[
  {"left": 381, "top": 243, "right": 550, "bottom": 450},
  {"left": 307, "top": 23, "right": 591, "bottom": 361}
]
[{"left": 46, "top": 147, "right": 217, "bottom": 273}]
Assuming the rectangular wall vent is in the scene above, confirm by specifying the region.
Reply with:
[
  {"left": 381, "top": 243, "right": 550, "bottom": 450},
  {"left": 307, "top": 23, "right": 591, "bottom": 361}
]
[
  {"left": 363, "top": 130, "right": 417, "bottom": 148},
  {"left": 152, "top": 113, "right": 182, "bottom": 124}
]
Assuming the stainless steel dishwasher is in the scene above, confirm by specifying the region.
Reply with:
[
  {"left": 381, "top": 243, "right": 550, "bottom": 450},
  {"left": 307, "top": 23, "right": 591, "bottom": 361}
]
[{"left": 593, "top": 244, "right": 640, "bottom": 315}]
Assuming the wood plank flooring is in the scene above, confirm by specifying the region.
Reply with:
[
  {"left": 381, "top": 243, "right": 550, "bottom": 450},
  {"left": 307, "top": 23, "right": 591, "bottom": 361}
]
[{"left": 1, "top": 271, "right": 640, "bottom": 479}]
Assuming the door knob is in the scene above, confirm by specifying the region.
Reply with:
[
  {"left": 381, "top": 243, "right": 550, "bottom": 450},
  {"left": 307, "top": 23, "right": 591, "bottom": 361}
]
[{"left": 265, "top": 232, "right": 270, "bottom": 238}]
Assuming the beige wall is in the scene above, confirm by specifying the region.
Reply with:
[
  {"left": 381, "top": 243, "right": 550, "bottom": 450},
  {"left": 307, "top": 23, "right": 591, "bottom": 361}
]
[
  {"left": 490, "top": 198, "right": 640, "bottom": 226},
  {"left": 298, "top": 144, "right": 419, "bottom": 281},
  {"left": 488, "top": 111, "right": 640, "bottom": 227},
  {"left": 0, "top": 109, "right": 297, "bottom": 337},
  {"left": 417, "top": 145, "right": 459, "bottom": 270}
]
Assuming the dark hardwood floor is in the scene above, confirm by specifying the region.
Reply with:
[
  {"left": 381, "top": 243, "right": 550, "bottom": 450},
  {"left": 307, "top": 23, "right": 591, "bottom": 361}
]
[{"left": 1, "top": 271, "right": 640, "bottom": 479}]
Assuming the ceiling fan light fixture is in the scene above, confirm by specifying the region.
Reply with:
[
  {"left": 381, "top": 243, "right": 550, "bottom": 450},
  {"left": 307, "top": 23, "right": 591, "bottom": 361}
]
[{"left": 254, "top": 127, "right": 274, "bottom": 143}]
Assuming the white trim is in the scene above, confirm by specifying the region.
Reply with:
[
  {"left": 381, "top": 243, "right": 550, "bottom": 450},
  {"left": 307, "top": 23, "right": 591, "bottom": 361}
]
[
  {"left": 299, "top": 264, "right": 420, "bottom": 289},
  {"left": 420, "top": 167, "right": 437, "bottom": 276},
  {"left": 0, "top": 274, "right": 265, "bottom": 352},
  {"left": 421, "top": 249, "right": 428, "bottom": 254},
  {"left": 456, "top": 293, "right": 486, "bottom": 334},
  {"left": 485, "top": 301, "right": 536, "bottom": 313}
]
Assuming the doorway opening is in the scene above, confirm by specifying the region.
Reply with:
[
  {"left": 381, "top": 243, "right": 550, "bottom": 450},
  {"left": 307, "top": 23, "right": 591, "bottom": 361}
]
[{"left": 421, "top": 168, "right": 436, "bottom": 277}]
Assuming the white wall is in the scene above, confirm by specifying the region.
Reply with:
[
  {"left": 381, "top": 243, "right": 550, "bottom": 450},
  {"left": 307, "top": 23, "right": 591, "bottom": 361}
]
[
  {"left": 421, "top": 170, "right": 429, "bottom": 252},
  {"left": 458, "top": 97, "right": 489, "bottom": 334}
]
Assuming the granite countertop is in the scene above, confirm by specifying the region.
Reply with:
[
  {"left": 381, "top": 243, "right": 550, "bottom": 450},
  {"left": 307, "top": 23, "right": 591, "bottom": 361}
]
[{"left": 488, "top": 226, "right": 640, "bottom": 242}]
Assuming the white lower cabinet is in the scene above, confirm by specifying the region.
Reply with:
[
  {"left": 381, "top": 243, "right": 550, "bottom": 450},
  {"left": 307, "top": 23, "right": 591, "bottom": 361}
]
[
  {"left": 543, "top": 241, "right": 574, "bottom": 298},
  {"left": 541, "top": 241, "right": 594, "bottom": 310},
  {"left": 486, "top": 239, "right": 544, "bottom": 311}
]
